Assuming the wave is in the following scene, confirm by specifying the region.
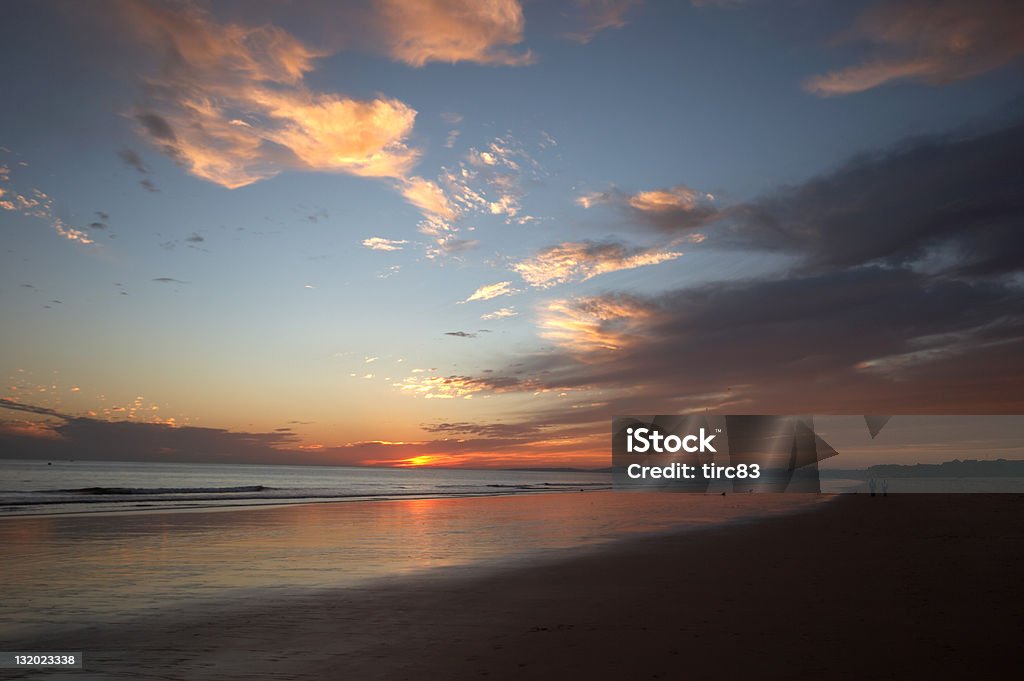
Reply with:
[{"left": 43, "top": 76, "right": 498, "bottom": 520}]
[{"left": 42, "top": 485, "right": 277, "bottom": 495}]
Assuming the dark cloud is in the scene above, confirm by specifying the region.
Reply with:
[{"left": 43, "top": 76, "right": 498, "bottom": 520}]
[
  {"left": 118, "top": 148, "right": 160, "bottom": 192},
  {"left": 305, "top": 208, "right": 328, "bottom": 223},
  {"left": 719, "top": 117, "right": 1024, "bottom": 276},
  {"left": 95, "top": 211, "right": 110, "bottom": 221},
  {"left": 0, "top": 398, "right": 303, "bottom": 465},
  {"left": 444, "top": 331, "right": 477, "bottom": 338},
  {"left": 185, "top": 233, "right": 204, "bottom": 243},
  {"left": 468, "top": 265, "right": 1024, "bottom": 417},
  {"left": 118, "top": 148, "right": 150, "bottom": 174},
  {"left": 805, "top": 0, "right": 1024, "bottom": 96},
  {"left": 422, "top": 421, "right": 541, "bottom": 438},
  {"left": 0, "top": 399, "right": 586, "bottom": 468},
  {"left": 152, "top": 277, "right": 189, "bottom": 284},
  {"left": 476, "top": 153, "right": 1024, "bottom": 414},
  {"left": 136, "top": 113, "right": 176, "bottom": 142}
]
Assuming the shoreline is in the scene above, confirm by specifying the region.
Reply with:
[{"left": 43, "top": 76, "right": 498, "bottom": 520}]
[
  {"left": 0, "top": 486, "right": 614, "bottom": 520},
  {"left": 4, "top": 494, "right": 1021, "bottom": 679}
]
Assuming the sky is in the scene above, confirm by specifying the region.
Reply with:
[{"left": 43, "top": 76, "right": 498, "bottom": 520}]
[{"left": 1, "top": 0, "right": 1023, "bottom": 468}]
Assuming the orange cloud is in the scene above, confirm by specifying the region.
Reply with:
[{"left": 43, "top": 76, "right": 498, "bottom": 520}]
[
  {"left": 512, "top": 242, "right": 682, "bottom": 288},
  {"left": 400, "top": 176, "right": 459, "bottom": 221},
  {"left": 394, "top": 374, "right": 488, "bottom": 399},
  {"left": 805, "top": 0, "right": 1024, "bottom": 96},
  {"left": 628, "top": 186, "right": 707, "bottom": 213},
  {"left": 539, "top": 295, "right": 655, "bottom": 355},
  {"left": 376, "top": 0, "right": 533, "bottom": 67},
  {"left": 122, "top": 1, "right": 419, "bottom": 188},
  {"left": 577, "top": 184, "right": 718, "bottom": 233}
]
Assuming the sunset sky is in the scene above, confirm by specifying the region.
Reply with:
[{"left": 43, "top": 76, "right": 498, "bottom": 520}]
[{"left": 2, "top": 0, "right": 1023, "bottom": 468}]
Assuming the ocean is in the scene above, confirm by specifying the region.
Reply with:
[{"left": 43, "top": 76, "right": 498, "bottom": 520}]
[
  {"left": 0, "top": 458, "right": 612, "bottom": 516},
  {"left": 0, "top": 459, "right": 827, "bottom": 638}
]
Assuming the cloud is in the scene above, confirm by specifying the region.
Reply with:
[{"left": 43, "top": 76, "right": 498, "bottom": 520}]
[
  {"left": 0, "top": 398, "right": 306, "bottom": 464},
  {"left": 575, "top": 190, "right": 614, "bottom": 209},
  {"left": 629, "top": 186, "right": 703, "bottom": 212},
  {"left": 362, "top": 237, "right": 409, "bottom": 251},
  {"left": 539, "top": 295, "right": 654, "bottom": 354},
  {"left": 438, "top": 134, "right": 543, "bottom": 230},
  {"left": 463, "top": 267, "right": 1024, "bottom": 415},
  {"left": 805, "top": 0, "right": 1024, "bottom": 96},
  {"left": 433, "top": 115, "right": 1024, "bottom": 428},
  {"left": 375, "top": 0, "right": 533, "bottom": 67},
  {"left": 462, "top": 281, "right": 516, "bottom": 303},
  {"left": 721, "top": 116, "right": 1024, "bottom": 276},
  {"left": 481, "top": 306, "right": 518, "bottom": 320},
  {"left": 152, "top": 277, "right": 189, "bottom": 284},
  {"left": 117, "top": 148, "right": 149, "bottom": 174},
  {"left": 512, "top": 241, "right": 682, "bottom": 288},
  {"left": 445, "top": 331, "right": 478, "bottom": 338},
  {"left": 400, "top": 176, "right": 458, "bottom": 220},
  {"left": 436, "top": 237, "right": 480, "bottom": 255},
  {"left": 394, "top": 374, "right": 490, "bottom": 399},
  {"left": 566, "top": 0, "right": 644, "bottom": 43},
  {"left": 578, "top": 184, "right": 718, "bottom": 231},
  {"left": 114, "top": 147, "right": 156, "bottom": 198},
  {"left": 0, "top": 396, "right": 601, "bottom": 468},
  {"left": 0, "top": 170, "right": 94, "bottom": 245},
  {"left": 121, "top": 1, "right": 419, "bottom": 189},
  {"left": 185, "top": 232, "right": 204, "bottom": 243},
  {"left": 422, "top": 421, "right": 541, "bottom": 438}
]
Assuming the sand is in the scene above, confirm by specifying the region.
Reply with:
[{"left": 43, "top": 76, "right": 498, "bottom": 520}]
[{"left": 5, "top": 494, "right": 1022, "bottom": 680}]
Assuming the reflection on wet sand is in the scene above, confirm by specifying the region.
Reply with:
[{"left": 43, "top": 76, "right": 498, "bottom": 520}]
[{"left": 0, "top": 491, "right": 824, "bottom": 637}]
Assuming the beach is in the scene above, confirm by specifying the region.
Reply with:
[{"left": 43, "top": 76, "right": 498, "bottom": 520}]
[{"left": 2, "top": 493, "right": 1021, "bottom": 680}]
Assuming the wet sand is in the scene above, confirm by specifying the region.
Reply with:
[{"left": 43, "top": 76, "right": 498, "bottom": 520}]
[{"left": 5, "top": 494, "right": 1022, "bottom": 680}]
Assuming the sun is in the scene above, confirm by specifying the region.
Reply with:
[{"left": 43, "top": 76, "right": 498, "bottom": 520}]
[{"left": 396, "top": 455, "right": 440, "bottom": 467}]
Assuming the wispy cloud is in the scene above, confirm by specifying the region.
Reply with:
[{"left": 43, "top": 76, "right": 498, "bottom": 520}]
[
  {"left": 462, "top": 281, "right": 516, "bottom": 303},
  {"left": 0, "top": 167, "right": 93, "bottom": 245},
  {"left": 117, "top": 148, "right": 159, "bottom": 192},
  {"left": 394, "top": 374, "right": 489, "bottom": 399},
  {"left": 805, "top": 0, "right": 1024, "bottom": 96},
  {"left": 539, "top": 295, "right": 654, "bottom": 354},
  {"left": 512, "top": 241, "right": 682, "bottom": 288},
  {"left": 566, "top": 0, "right": 644, "bottom": 44},
  {"left": 481, "top": 306, "right": 518, "bottom": 320},
  {"left": 400, "top": 176, "right": 458, "bottom": 220},
  {"left": 446, "top": 135, "right": 542, "bottom": 224},
  {"left": 362, "top": 237, "right": 409, "bottom": 251}
]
